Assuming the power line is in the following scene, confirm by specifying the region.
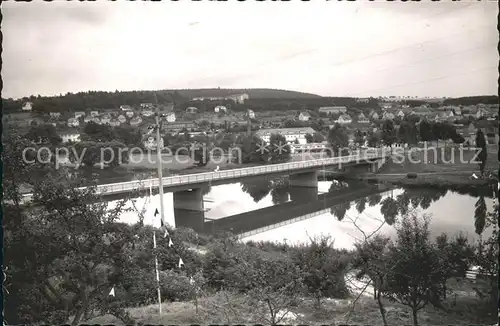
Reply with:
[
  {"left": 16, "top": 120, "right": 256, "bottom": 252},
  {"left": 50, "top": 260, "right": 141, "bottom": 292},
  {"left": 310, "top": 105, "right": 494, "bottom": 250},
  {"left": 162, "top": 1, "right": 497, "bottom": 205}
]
[
  {"left": 346, "top": 65, "right": 497, "bottom": 97},
  {"left": 187, "top": 3, "right": 474, "bottom": 86}
]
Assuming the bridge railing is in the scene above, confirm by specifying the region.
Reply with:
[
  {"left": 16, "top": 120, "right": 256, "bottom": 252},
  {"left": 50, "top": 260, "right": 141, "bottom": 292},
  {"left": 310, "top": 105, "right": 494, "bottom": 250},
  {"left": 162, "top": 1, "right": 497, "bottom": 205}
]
[{"left": 96, "top": 149, "right": 389, "bottom": 194}]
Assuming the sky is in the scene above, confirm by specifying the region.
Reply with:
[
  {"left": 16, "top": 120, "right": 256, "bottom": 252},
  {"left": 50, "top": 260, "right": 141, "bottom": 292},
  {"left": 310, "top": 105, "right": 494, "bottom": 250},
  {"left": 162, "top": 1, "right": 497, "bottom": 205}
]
[{"left": 3, "top": 1, "right": 498, "bottom": 99}]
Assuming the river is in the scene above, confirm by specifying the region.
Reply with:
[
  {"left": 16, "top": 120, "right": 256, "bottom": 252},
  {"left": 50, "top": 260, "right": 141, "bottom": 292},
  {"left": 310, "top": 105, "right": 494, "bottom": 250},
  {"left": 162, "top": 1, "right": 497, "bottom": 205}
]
[{"left": 112, "top": 176, "right": 496, "bottom": 250}]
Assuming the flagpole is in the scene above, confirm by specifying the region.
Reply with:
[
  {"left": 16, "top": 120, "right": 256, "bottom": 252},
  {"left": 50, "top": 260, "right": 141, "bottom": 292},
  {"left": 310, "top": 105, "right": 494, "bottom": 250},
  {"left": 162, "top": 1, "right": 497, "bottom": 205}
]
[{"left": 154, "top": 93, "right": 166, "bottom": 227}]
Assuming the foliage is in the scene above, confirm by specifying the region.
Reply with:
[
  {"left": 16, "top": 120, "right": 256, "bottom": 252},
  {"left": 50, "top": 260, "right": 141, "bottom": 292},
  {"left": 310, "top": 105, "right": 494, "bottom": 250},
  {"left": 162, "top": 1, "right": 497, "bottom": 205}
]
[
  {"left": 381, "top": 120, "right": 397, "bottom": 147},
  {"left": 82, "top": 122, "right": 116, "bottom": 142},
  {"left": 366, "top": 130, "right": 380, "bottom": 148},
  {"left": 241, "top": 180, "right": 272, "bottom": 203},
  {"left": 24, "top": 124, "right": 62, "bottom": 146},
  {"left": 327, "top": 123, "right": 349, "bottom": 156},
  {"left": 266, "top": 133, "right": 291, "bottom": 163},
  {"left": 384, "top": 213, "right": 448, "bottom": 326},
  {"left": 236, "top": 134, "right": 266, "bottom": 164},
  {"left": 69, "top": 141, "right": 129, "bottom": 167},
  {"left": 435, "top": 232, "right": 475, "bottom": 278},
  {"left": 291, "top": 236, "right": 349, "bottom": 305},
  {"left": 354, "top": 129, "right": 364, "bottom": 147},
  {"left": 397, "top": 122, "right": 418, "bottom": 146},
  {"left": 418, "top": 120, "right": 434, "bottom": 143},
  {"left": 474, "top": 196, "right": 487, "bottom": 235},
  {"left": 380, "top": 197, "right": 399, "bottom": 225},
  {"left": 475, "top": 129, "right": 487, "bottom": 175}
]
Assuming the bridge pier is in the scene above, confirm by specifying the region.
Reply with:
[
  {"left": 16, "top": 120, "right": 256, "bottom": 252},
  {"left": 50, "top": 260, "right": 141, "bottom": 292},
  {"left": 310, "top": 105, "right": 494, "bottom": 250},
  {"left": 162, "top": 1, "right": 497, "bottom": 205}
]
[
  {"left": 289, "top": 171, "right": 319, "bottom": 202},
  {"left": 173, "top": 188, "right": 205, "bottom": 233}
]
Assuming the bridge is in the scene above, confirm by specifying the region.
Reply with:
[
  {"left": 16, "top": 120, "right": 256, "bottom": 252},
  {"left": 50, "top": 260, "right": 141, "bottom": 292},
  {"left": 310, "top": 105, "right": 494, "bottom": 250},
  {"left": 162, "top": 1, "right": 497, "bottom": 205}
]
[{"left": 202, "top": 184, "right": 393, "bottom": 237}]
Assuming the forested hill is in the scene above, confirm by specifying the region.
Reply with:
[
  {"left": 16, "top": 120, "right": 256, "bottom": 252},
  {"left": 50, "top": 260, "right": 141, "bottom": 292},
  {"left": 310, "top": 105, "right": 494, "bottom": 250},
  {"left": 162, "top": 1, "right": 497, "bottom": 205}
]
[
  {"left": 1, "top": 88, "right": 322, "bottom": 113},
  {"left": 443, "top": 96, "right": 499, "bottom": 106},
  {"left": 171, "top": 88, "right": 322, "bottom": 99}
]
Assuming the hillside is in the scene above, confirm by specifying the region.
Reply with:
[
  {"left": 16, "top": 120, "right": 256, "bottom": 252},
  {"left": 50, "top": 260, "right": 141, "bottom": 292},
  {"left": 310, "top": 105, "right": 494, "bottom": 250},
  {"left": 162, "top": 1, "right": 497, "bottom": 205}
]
[{"left": 167, "top": 88, "right": 323, "bottom": 99}]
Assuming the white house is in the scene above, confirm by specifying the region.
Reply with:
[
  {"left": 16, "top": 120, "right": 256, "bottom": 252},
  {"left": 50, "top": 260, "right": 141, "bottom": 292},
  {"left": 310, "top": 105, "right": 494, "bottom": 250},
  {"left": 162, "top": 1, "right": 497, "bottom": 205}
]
[
  {"left": 186, "top": 107, "right": 198, "bottom": 114},
  {"left": 75, "top": 111, "right": 86, "bottom": 118},
  {"left": 299, "top": 111, "right": 311, "bottom": 121},
  {"left": 117, "top": 115, "right": 127, "bottom": 123},
  {"left": 214, "top": 105, "right": 228, "bottom": 113},
  {"left": 165, "top": 112, "right": 176, "bottom": 123},
  {"left": 49, "top": 112, "right": 61, "bottom": 119},
  {"left": 319, "top": 106, "right": 347, "bottom": 115},
  {"left": 255, "top": 127, "right": 315, "bottom": 145},
  {"left": 130, "top": 116, "right": 142, "bottom": 126},
  {"left": 67, "top": 118, "right": 80, "bottom": 127},
  {"left": 382, "top": 111, "right": 395, "bottom": 120},
  {"left": 357, "top": 113, "right": 370, "bottom": 124},
  {"left": 109, "top": 119, "right": 121, "bottom": 127},
  {"left": 227, "top": 93, "right": 249, "bottom": 104},
  {"left": 396, "top": 110, "right": 405, "bottom": 118},
  {"left": 140, "top": 103, "right": 154, "bottom": 109},
  {"left": 336, "top": 114, "right": 352, "bottom": 124},
  {"left": 90, "top": 110, "right": 99, "bottom": 117},
  {"left": 143, "top": 135, "right": 164, "bottom": 150},
  {"left": 100, "top": 114, "right": 111, "bottom": 124},
  {"left": 22, "top": 102, "right": 33, "bottom": 111},
  {"left": 370, "top": 110, "right": 380, "bottom": 120},
  {"left": 61, "top": 133, "right": 81, "bottom": 143},
  {"left": 120, "top": 105, "right": 133, "bottom": 111},
  {"left": 92, "top": 117, "right": 101, "bottom": 124},
  {"left": 125, "top": 111, "right": 135, "bottom": 118},
  {"left": 141, "top": 109, "right": 154, "bottom": 117},
  {"left": 84, "top": 116, "right": 94, "bottom": 123},
  {"left": 247, "top": 109, "right": 255, "bottom": 119}
]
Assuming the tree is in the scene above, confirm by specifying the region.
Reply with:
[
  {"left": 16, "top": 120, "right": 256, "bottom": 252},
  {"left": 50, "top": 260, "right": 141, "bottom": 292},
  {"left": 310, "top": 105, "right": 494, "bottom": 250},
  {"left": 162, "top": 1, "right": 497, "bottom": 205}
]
[
  {"left": 327, "top": 123, "right": 349, "bottom": 156},
  {"left": 305, "top": 133, "right": 314, "bottom": 143},
  {"left": 266, "top": 133, "right": 291, "bottom": 163},
  {"left": 474, "top": 196, "right": 487, "bottom": 235},
  {"left": 380, "top": 197, "right": 399, "bottom": 225},
  {"left": 355, "top": 197, "right": 367, "bottom": 214},
  {"left": 330, "top": 202, "right": 351, "bottom": 221},
  {"left": 354, "top": 129, "right": 364, "bottom": 147},
  {"left": 384, "top": 213, "right": 448, "bottom": 326},
  {"left": 236, "top": 134, "right": 266, "bottom": 164},
  {"left": 397, "top": 122, "right": 418, "bottom": 146},
  {"left": 418, "top": 120, "right": 434, "bottom": 143},
  {"left": 82, "top": 122, "right": 116, "bottom": 142},
  {"left": 475, "top": 129, "right": 487, "bottom": 175},
  {"left": 241, "top": 180, "right": 272, "bottom": 203},
  {"left": 70, "top": 141, "right": 129, "bottom": 168},
  {"left": 113, "top": 125, "right": 142, "bottom": 147},
  {"left": 367, "top": 130, "right": 380, "bottom": 148},
  {"left": 381, "top": 120, "right": 397, "bottom": 150},
  {"left": 24, "top": 124, "right": 62, "bottom": 146},
  {"left": 367, "top": 193, "right": 382, "bottom": 207},
  {"left": 3, "top": 171, "right": 133, "bottom": 325}
]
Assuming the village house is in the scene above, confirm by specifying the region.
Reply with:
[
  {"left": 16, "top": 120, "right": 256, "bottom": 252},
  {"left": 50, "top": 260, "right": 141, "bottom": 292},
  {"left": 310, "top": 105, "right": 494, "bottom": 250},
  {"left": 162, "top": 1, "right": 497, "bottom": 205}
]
[
  {"left": 100, "top": 114, "right": 111, "bottom": 125},
  {"left": 396, "top": 110, "right": 405, "bottom": 119},
  {"left": 255, "top": 127, "right": 315, "bottom": 145},
  {"left": 186, "top": 107, "right": 198, "bottom": 114},
  {"left": 117, "top": 115, "right": 127, "bottom": 123},
  {"left": 246, "top": 109, "right": 256, "bottom": 119},
  {"left": 298, "top": 111, "right": 311, "bottom": 121},
  {"left": 130, "top": 116, "right": 143, "bottom": 126},
  {"left": 165, "top": 112, "right": 176, "bottom": 123},
  {"left": 84, "top": 116, "right": 94, "bottom": 123},
  {"left": 336, "top": 114, "right": 352, "bottom": 124},
  {"left": 164, "top": 121, "right": 196, "bottom": 132},
  {"left": 140, "top": 103, "right": 154, "bottom": 109},
  {"left": 22, "top": 102, "right": 33, "bottom": 111},
  {"left": 370, "top": 111, "right": 380, "bottom": 120},
  {"left": 379, "top": 102, "right": 393, "bottom": 110},
  {"left": 318, "top": 106, "right": 347, "bottom": 115},
  {"left": 214, "top": 105, "right": 228, "bottom": 113},
  {"left": 382, "top": 111, "right": 395, "bottom": 120},
  {"left": 74, "top": 111, "right": 86, "bottom": 119},
  {"left": 61, "top": 133, "right": 81, "bottom": 143},
  {"left": 90, "top": 110, "right": 99, "bottom": 117},
  {"left": 49, "top": 112, "right": 61, "bottom": 119},
  {"left": 143, "top": 134, "right": 164, "bottom": 151},
  {"left": 92, "top": 117, "right": 101, "bottom": 124},
  {"left": 357, "top": 113, "right": 370, "bottom": 124},
  {"left": 141, "top": 108, "right": 154, "bottom": 117},
  {"left": 67, "top": 118, "right": 80, "bottom": 127},
  {"left": 109, "top": 119, "right": 121, "bottom": 127},
  {"left": 120, "top": 105, "right": 133, "bottom": 111},
  {"left": 125, "top": 111, "right": 135, "bottom": 118},
  {"left": 356, "top": 98, "right": 370, "bottom": 104}
]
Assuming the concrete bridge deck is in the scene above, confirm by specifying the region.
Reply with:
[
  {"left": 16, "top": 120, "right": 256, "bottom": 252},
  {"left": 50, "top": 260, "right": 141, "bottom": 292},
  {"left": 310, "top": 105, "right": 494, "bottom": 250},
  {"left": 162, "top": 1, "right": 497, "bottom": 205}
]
[{"left": 21, "top": 149, "right": 389, "bottom": 202}]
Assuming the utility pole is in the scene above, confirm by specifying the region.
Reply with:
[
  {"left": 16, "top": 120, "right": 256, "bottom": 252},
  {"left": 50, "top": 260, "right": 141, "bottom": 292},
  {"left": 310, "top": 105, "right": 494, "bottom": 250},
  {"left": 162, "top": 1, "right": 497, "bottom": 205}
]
[
  {"left": 154, "top": 93, "right": 166, "bottom": 226},
  {"left": 246, "top": 109, "right": 251, "bottom": 136}
]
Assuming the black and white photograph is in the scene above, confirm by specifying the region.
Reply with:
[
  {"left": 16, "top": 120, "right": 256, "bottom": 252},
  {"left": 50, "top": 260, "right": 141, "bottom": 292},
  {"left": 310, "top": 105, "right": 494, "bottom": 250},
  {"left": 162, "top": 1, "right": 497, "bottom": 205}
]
[{"left": 2, "top": 0, "right": 499, "bottom": 325}]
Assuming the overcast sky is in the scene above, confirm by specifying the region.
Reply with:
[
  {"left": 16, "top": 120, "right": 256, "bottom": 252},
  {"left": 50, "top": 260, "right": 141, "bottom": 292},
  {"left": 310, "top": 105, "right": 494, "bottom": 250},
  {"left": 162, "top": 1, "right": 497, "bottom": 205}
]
[{"left": 3, "top": 1, "right": 498, "bottom": 99}]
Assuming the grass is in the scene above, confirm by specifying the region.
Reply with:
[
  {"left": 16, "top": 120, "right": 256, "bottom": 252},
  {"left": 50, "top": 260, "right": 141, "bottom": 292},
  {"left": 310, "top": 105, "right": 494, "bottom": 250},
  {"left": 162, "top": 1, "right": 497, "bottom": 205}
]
[{"left": 84, "top": 277, "right": 497, "bottom": 326}]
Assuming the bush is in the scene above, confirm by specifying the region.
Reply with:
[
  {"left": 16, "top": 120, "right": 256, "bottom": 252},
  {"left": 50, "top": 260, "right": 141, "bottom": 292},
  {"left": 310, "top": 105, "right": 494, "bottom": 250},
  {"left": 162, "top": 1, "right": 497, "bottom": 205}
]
[{"left": 406, "top": 172, "right": 418, "bottom": 179}]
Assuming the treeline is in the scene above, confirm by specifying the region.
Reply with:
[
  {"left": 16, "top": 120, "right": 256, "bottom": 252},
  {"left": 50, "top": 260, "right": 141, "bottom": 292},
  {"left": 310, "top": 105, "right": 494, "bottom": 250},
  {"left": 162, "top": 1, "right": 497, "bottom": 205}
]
[{"left": 443, "top": 96, "right": 499, "bottom": 106}]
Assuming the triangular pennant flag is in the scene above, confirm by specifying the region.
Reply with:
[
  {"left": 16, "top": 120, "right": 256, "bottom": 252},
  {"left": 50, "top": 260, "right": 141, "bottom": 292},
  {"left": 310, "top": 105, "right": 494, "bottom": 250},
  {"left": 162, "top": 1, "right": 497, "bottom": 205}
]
[
  {"left": 160, "top": 218, "right": 165, "bottom": 228},
  {"left": 178, "top": 257, "right": 184, "bottom": 268},
  {"left": 189, "top": 276, "right": 195, "bottom": 285},
  {"left": 163, "top": 228, "right": 169, "bottom": 238},
  {"left": 109, "top": 286, "right": 115, "bottom": 297},
  {"left": 168, "top": 238, "right": 174, "bottom": 247},
  {"left": 154, "top": 208, "right": 159, "bottom": 217},
  {"left": 153, "top": 232, "right": 157, "bottom": 249}
]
